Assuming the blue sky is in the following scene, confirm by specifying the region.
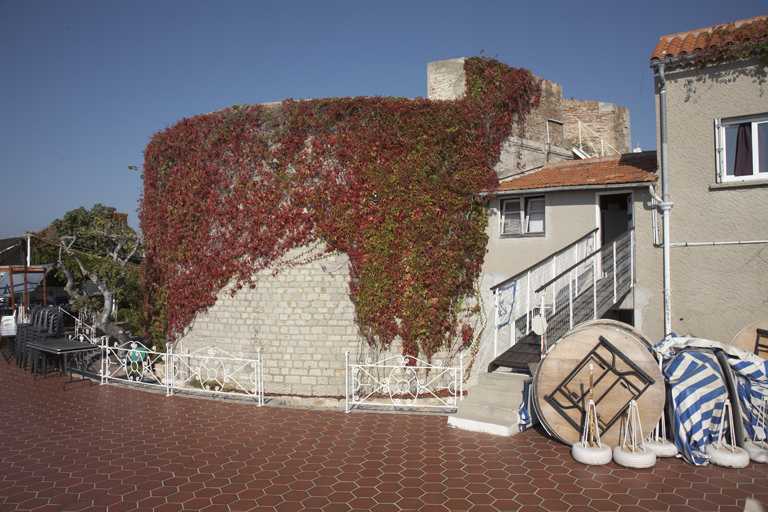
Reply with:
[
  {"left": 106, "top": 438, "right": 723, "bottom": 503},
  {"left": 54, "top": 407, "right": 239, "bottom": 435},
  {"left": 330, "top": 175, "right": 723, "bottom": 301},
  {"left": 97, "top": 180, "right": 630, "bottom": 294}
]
[{"left": 1, "top": 0, "right": 765, "bottom": 239}]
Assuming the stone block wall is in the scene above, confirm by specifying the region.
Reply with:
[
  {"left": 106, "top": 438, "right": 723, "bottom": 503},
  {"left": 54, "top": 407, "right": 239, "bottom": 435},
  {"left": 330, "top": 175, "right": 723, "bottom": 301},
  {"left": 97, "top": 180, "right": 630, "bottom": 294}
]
[
  {"left": 176, "top": 244, "right": 466, "bottom": 400},
  {"left": 562, "top": 100, "right": 632, "bottom": 155},
  {"left": 177, "top": 245, "right": 359, "bottom": 398}
]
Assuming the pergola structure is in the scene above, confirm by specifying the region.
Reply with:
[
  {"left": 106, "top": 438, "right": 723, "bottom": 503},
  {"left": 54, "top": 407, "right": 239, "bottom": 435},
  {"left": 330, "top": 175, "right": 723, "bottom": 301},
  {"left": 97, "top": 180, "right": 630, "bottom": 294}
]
[{"left": 0, "top": 265, "right": 50, "bottom": 313}]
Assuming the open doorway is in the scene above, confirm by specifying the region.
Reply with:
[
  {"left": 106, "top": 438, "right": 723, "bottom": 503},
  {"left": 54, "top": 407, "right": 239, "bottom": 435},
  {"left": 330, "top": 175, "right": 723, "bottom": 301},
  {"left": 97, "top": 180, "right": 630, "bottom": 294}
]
[{"left": 599, "top": 193, "right": 632, "bottom": 245}]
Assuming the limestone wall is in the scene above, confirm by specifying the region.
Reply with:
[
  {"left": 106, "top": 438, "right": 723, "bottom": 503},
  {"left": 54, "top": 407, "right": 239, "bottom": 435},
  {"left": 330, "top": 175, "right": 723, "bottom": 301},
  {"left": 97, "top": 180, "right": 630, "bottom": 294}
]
[{"left": 177, "top": 246, "right": 358, "bottom": 397}]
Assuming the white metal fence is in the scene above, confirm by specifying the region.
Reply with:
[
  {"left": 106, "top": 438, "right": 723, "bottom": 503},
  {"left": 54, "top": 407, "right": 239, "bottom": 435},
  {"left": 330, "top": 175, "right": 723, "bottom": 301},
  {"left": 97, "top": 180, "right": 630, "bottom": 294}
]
[
  {"left": 345, "top": 351, "right": 464, "bottom": 412},
  {"left": 99, "top": 338, "right": 264, "bottom": 404}
]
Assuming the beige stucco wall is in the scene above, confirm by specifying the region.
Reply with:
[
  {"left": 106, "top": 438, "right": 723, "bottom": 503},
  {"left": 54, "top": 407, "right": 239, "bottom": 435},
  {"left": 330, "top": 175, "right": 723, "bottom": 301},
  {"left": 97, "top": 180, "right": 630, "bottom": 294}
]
[
  {"left": 484, "top": 191, "right": 601, "bottom": 277},
  {"left": 635, "top": 57, "right": 768, "bottom": 343}
]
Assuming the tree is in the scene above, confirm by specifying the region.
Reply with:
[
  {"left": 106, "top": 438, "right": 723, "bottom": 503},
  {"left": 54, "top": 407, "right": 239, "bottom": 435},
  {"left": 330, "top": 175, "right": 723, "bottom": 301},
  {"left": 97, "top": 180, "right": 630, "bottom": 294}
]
[{"left": 37, "top": 204, "right": 142, "bottom": 344}]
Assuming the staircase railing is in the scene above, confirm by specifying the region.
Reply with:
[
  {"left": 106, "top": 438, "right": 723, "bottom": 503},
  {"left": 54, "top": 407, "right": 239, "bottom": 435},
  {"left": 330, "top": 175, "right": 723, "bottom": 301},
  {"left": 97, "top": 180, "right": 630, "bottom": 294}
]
[
  {"left": 536, "top": 229, "right": 635, "bottom": 351},
  {"left": 491, "top": 228, "right": 635, "bottom": 358},
  {"left": 491, "top": 229, "right": 599, "bottom": 358},
  {"left": 569, "top": 116, "right": 621, "bottom": 158}
]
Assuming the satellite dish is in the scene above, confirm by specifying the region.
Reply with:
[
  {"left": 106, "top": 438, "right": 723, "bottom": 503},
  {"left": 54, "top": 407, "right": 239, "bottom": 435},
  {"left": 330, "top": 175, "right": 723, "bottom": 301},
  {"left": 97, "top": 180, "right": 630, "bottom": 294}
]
[{"left": 532, "top": 315, "right": 547, "bottom": 335}]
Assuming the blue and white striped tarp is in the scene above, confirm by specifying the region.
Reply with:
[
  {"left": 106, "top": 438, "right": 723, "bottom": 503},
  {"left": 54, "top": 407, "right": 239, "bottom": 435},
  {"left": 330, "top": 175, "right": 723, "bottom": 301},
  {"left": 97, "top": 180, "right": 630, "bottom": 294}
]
[
  {"left": 655, "top": 335, "right": 768, "bottom": 445},
  {"left": 663, "top": 349, "right": 728, "bottom": 465},
  {"left": 728, "top": 357, "right": 768, "bottom": 441}
]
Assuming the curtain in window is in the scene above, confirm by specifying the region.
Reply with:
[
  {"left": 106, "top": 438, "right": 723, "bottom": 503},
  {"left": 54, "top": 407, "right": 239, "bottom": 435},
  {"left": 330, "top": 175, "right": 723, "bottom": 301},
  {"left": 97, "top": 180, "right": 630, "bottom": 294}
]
[{"left": 734, "top": 123, "right": 752, "bottom": 177}]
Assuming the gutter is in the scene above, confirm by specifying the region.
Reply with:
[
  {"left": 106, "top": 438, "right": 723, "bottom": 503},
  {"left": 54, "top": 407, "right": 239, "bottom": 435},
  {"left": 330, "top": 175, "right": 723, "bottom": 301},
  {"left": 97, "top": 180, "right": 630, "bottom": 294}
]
[
  {"left": 649, "top": 59, "right": 674, "bottom": 337},
  {"left": 485, "top": 181, "right": 656, "bottom": 198}
]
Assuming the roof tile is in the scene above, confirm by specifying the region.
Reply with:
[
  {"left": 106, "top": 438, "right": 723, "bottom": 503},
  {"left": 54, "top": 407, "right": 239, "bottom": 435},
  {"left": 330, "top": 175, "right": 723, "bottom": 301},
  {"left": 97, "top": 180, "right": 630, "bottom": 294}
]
[
  {"left": 496, "top": 152, "right": 658, "bottom": 193},
  {"left": 649, "top": 14, "right": 768, "bottom": 63}
]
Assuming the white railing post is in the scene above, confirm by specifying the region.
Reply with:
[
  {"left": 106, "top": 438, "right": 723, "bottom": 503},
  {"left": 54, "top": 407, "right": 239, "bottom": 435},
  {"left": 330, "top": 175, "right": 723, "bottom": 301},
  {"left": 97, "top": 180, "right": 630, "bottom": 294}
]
[
  {"left": 540, "top": 293, "right": 547, "bottom": 354},
  {"left": 258, "top": 347, "right": 264, "bottom": 406},
  {"left": 345, "top": 350, "right": 350, "bottom": 413},
  {"left": 592, "top": 253, "right": 598, "bottom": 320},
  {"left": 459, "top": 352, "right": 464, "bottom": 401},
  {"left": 100, "top": 336, "right": 107, "bottom": 384},
  {"left": 166, "top": 343, "right": 173, "bottom": 396},
  {"left": 526, "top": 270, "right": 531, "bottom": 336},
  {"left": 568, "top": 270, "right": 574, "bottom": 331},
  {"left": 613, "top": 240, "right": 618, "bottom": 304},
  {"left": 630, "top": 230, "right": 635, "bottom": 287},
  {"left": 493, "top": 292, "right": 499, "bottom": 358}
]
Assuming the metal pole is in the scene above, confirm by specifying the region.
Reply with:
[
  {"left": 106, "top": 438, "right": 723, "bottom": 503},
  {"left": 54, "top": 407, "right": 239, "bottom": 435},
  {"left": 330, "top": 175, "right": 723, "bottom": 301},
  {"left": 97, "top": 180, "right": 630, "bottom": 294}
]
[
  {"left": 493, "top": 292, "right": 499, "bottom": 358},
  {"left": 258, "top": 347, "right": 264, "bottom": 406},
  {"left": 345, "top": 350, "right": 350, "bottom": 413},
  {"left": 592, "top": 253, "right": 598, "bottom": 320},
  {"left": 568, "top": 270, "right": 574, "bottom": 331},
  {"left": 613, "top": 241, "right": 618, "bottom": 304}
]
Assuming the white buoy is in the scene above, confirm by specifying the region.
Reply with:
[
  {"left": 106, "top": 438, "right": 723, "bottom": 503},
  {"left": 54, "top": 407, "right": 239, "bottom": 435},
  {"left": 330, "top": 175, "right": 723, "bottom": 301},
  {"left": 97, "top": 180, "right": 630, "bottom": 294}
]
[
  {"left": 613, "top": 400, "right": 657, "bottom": 468},
  {"left": 707, "top": 399, "right": 749, "bottom": 468},
  {"left": 644, "top": 354, "right": 678, "bottom": 458},
  {"left": 571, "top": 364, "right": 612, "bottom": 465},
  {"left": 744, "top": 397, "right": 768, "bottom": 463}
]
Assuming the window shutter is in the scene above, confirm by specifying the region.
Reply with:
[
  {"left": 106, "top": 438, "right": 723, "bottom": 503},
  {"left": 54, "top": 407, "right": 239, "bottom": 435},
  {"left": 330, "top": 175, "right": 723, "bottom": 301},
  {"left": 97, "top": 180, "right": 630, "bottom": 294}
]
[
  {"left": 502, "top": 199, "right": 521, "bottom": 235},
  {"left": 526, "top": 198, "right": 545, "bottom": 233},
  {"left": 715, "top": 119, "right": 723, "bottom": 183}
]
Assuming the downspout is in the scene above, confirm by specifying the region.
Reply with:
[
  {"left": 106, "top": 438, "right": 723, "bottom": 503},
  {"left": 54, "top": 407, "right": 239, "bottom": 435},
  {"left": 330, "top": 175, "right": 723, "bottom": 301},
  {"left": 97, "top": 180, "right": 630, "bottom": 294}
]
[{"left": 652, "top": 60, "right": 674, "bottom": 336}]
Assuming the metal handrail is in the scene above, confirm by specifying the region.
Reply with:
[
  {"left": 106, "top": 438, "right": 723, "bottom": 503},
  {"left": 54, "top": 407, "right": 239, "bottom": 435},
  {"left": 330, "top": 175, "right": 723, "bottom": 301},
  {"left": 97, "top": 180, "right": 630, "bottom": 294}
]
[
  {"left": 491, "top": 228, "right": 600, "bottom": 292},
  {"left": 536, "top": 229, "right": 634, "bottom": 293}
]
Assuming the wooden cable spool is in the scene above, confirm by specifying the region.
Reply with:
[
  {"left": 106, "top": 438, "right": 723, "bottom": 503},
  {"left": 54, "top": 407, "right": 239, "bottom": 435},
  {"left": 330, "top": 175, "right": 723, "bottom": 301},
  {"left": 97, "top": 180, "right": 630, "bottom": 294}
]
[
  {"left": 533, "top": 320, "right": 664, "bottom": 447},
  {"left": 729, "top": 319, "right": 768, "bottom": 359}
]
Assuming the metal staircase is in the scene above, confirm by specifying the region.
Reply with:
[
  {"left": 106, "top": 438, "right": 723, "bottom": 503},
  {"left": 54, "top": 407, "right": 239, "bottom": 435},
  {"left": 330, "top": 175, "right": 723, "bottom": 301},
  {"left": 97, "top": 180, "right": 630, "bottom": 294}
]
[
  {"left": 491, "top": 228, "right": 635, "bottom": 358},
  {"left": 448, "top": 229, "right": 635, "bottom": 436}
]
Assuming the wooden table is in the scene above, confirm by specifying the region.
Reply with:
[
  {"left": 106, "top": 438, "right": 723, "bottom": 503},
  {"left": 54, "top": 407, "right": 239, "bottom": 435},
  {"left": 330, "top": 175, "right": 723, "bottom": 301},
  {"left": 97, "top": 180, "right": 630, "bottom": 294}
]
[{"left": 26, "top": 338, "right": 100, "bottom": 390}]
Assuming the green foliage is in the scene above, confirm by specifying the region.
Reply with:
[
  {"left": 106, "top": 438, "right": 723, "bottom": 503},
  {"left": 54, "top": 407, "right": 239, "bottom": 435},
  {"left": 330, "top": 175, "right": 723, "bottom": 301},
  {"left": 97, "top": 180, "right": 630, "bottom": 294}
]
[
  {"left": 140, "top": 57, "right": 541, "bottom": 358},
  {"left": 35, "top": 204, "right": 142, "bottom": 314}
]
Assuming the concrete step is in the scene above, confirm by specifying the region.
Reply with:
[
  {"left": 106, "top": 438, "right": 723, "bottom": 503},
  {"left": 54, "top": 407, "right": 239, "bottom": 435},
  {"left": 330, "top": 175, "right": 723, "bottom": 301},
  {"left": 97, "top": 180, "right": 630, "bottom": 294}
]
[
  {"left": 447, "top": 410, "right": 520, "bottom": 437},
  {"left": 447, "top": 371, "right": 532, "bottom": 437},
  {"left": 477, "top": 371, "right": 528, "bottom": 390},
  {"left": 453, "top": 400, "right": 521, "bottom": 423},
  {"left": 465, "top": 384, "right": 524, "bottom": 408}
]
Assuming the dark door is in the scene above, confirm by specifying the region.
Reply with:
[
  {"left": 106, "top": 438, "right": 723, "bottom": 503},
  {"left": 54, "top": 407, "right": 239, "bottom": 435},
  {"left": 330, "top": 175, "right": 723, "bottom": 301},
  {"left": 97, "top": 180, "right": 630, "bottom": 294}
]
[{"left": 600, "top": 193, "right": 631, "bottom": 245}]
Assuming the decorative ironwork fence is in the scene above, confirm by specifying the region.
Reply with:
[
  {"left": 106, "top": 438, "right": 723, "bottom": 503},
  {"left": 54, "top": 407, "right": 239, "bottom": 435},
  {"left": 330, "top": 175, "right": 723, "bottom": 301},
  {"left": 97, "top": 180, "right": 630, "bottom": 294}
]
[
  {"left": 345, "top": 351, "right": 463, "bottom": 412},
  {"left": 169, "top": 345, "right": 264, "bottom": 404},
  {"left": 99, "top": 338, "right": 264, "bottom": 404}
]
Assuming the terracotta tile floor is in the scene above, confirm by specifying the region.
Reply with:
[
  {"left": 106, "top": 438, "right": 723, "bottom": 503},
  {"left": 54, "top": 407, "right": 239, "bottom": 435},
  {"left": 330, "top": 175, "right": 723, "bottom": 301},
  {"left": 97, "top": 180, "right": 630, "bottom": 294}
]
[{"left": 1, "top": 360, "right": 767, "bottom": 511}]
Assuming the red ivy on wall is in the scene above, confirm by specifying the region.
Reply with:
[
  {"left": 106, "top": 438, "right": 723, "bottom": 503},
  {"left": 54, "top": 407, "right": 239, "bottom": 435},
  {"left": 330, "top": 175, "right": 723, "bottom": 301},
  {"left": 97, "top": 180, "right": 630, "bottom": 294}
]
[{"left": 140, "top": 57, "right": 541, "bottom": 358}]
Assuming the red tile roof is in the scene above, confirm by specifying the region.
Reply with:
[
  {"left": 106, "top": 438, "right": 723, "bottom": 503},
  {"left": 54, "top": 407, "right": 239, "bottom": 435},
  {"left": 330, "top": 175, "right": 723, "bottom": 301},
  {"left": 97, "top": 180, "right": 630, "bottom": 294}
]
[
  {"left": 650, "top": 15, "right": 768, "bottom": 63},
  {"left": 496, "top": 152, "right": 657, "bottom": 193}
]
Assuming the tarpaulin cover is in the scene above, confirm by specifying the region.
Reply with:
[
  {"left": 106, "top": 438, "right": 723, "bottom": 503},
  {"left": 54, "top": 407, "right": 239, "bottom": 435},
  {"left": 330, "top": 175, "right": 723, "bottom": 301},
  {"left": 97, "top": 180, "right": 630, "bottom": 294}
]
[
  {"left": 655, "top": 336, "right": 768, "bottom": 464},
  {"left": 728, "top": 356, "right": 768, "bottom": 441},
  {"left": 663, "top": 349, "right": 728, "bottom": 465}
]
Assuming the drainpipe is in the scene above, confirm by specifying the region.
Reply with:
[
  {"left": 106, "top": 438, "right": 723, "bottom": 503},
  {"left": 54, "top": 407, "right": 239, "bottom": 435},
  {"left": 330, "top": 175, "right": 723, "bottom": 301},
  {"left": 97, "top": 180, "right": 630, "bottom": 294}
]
[{"left": 652, "top": 60, "right": 674, "bottom": 337}]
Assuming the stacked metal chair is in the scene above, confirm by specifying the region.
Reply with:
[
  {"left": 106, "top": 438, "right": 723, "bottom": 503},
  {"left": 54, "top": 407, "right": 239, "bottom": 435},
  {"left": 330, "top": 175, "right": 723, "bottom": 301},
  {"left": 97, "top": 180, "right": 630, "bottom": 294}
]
[
  {"left": 29, "top": 307, "right": 66, "bottom": 375},
  {"left": 16, "top": 305, "right": 43, "bottom": 369}
]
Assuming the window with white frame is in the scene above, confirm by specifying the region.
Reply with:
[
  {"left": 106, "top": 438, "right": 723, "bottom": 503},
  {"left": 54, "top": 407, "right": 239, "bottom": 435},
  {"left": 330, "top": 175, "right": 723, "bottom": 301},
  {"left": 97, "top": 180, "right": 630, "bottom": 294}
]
[
  {"left": 716, "top": 114, "right": 768, "bottom": 182},
  {"left": 501, "top": 196, "right": 545, "bottom": 236}
]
